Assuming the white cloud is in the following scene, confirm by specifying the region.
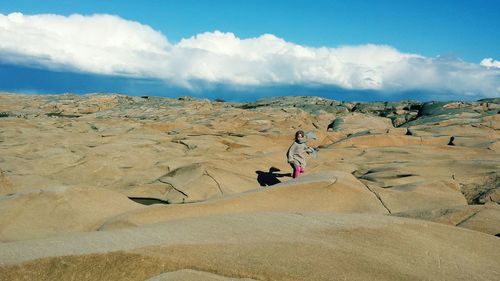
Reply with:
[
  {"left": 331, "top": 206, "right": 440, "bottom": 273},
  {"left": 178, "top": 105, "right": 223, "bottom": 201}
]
[
  {"left": 0, "top": 12, "right": 498, "bottom": 98},
  {"left": 480, "top": 58, "right": 500, "bottom": 68},
  {"left": 0, "top": 12, "right": 170, "bottom": 76}
]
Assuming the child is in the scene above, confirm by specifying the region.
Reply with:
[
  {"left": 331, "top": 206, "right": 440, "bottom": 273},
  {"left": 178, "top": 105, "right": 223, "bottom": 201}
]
[{"left": 287, "top": 130, "right": 314, "bottom": 178}]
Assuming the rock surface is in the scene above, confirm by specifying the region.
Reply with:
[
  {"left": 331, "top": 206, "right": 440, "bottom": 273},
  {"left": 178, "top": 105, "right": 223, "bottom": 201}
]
[
  {"left": 1, "top": 213, "right": 499, "bottom": 281},
  {"left": 145, "top": 269, "right": 258, "bottom": 281},
  {"left": 393, "top": 203, "right": 500, "bottom": 236},
  {"left": 99, "top": 171, "right": 387, "bottom": 230},
  {"left": 0, "top": 186, "right": 142, "bottom": 242},
  {"left": 0, "top": 93, "right": 499, "bottom": 280}
]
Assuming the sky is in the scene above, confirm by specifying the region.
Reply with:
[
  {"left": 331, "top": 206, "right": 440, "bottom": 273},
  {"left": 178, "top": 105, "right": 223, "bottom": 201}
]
[{"left": 0, "top": 0, "right": 499, "bottom": 101}]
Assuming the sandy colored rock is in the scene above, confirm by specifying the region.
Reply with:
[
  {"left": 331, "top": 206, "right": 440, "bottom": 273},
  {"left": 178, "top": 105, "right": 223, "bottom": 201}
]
[
  {"left": 0, "top": 168, "right": 15, "bottom": 195},
  {"left": 100, "top": 171, "right": 388, "bottom": 230},
  {"left": 145, "top": 269, "right": 258, "bottom": 281},
  {"left": 330, "top": 113, "right": 394, "bottom": 135},
  {"left": 1, "top": 93, "right": 499, "bottom": 280},
  {"left": 393, "top": 203, "right": 500, "bottom": 236},
  {"left": 362, "top": 180, "right": 467, "bottom": 213},
  {"left": 338, "top": 145, "right": 499, "bottom": 208},
  {"left": 0, "top": 186, "right": 142, "bottom": 241},
  {"left": 1, "top": 212, "right": 499, "bottom": 281},
  {"left": 331, "top": 134, "right": 451, "bottom": 148},
  {"left": 155, "top": 163, "right": 223, "bottom": 203}
]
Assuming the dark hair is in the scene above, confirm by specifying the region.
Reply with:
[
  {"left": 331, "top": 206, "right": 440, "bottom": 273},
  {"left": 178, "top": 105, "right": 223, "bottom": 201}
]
[{"left": 295, "top": 130, "right": 305, "bottom": 139}]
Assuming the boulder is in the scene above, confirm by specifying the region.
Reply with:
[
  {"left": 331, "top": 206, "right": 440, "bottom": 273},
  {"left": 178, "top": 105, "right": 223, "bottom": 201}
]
[
  {"left": 329, "top": 113, "right": 394, "bottom": 135},
  {"left": 153, "top": 163, "right": 223, "bottom": 203}
]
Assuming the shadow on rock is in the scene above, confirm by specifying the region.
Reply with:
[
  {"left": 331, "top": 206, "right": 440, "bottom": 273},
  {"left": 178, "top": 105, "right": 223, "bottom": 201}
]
[{"left": 256, "top": 167, "right": 291, "bottom": 187}]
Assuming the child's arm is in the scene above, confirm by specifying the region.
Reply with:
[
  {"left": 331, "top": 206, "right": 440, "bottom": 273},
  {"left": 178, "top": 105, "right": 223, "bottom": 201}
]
[
  {"left": 287, "top": 144, "right": 297, "bottom": 165},
  {"left": 305, "top": 145, "right": 314, "bottom": 154}
]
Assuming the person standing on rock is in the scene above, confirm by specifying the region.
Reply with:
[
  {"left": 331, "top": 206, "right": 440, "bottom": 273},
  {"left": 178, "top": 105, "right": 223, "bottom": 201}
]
[{"left": 287, "top": 130, "right": 314, "bottom": 178}]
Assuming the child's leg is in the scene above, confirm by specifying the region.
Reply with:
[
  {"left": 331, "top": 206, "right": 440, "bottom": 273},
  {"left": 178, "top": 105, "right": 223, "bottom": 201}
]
[
  {"left": 292, "top": 164, "right": 301, "bottom": 178},
  {"left": 299, "top": 166, "right": 305, "bottom": 173},
  {"left": 290, "top": 163, "right": 296, "bottom": 178}
]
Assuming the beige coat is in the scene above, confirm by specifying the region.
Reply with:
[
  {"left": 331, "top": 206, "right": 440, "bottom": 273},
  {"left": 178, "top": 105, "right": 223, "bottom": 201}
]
[{"left": 287, "top": 141, "right": 312, "bottom": 167}]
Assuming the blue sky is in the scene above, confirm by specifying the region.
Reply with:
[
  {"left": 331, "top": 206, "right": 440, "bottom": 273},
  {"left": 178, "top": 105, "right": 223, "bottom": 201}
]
[{"left": 0, "top": 0, "right": 499, "bottom": 101}]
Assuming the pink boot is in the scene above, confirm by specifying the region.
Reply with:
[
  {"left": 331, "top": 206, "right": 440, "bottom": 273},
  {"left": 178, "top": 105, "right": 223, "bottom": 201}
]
[{"left": 293, "top": 166, "right": 303, "bottom": 178}]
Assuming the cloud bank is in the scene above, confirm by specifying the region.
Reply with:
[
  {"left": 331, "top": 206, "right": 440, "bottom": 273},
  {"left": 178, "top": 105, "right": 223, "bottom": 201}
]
[{"left": 0, "top": 12, "right": 498, "bottom": 98}]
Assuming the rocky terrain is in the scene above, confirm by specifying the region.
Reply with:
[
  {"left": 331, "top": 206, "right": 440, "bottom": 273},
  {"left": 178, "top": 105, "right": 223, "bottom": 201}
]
[{"left": 0, "top": 92, "right": 499, "bottom": 280}]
